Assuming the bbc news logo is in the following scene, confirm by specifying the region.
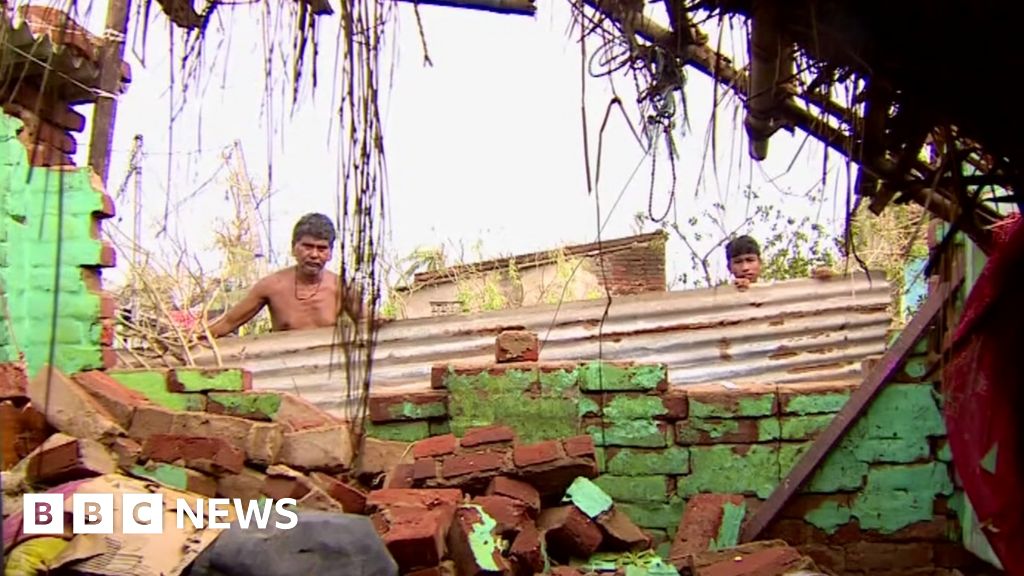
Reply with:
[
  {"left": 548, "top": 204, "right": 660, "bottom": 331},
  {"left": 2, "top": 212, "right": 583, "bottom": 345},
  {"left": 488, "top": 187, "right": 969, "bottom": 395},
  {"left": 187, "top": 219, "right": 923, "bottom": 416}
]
[{"left": 22, "top": 494, "right": 299, "bottom": 535}]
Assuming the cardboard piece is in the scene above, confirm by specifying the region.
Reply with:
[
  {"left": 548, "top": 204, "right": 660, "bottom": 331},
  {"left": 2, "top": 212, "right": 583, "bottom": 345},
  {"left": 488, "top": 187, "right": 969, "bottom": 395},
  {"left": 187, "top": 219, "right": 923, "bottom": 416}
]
[{"left": 48, "top": 473, "right": 235, "bottom": 576}]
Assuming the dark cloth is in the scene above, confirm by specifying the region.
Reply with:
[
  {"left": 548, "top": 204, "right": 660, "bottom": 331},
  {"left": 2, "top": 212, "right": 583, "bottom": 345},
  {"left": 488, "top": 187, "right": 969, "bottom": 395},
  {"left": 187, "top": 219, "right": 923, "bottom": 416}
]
[{"left": 186, "top": 510, "right": 397, "bottom": 576}]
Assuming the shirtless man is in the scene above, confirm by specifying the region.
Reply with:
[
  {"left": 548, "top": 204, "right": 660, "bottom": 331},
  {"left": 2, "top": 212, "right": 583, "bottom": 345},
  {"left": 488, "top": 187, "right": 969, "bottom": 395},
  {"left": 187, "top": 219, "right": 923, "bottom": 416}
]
[{"left": 205, "top": 213, "right": 361, "bottom": 338}]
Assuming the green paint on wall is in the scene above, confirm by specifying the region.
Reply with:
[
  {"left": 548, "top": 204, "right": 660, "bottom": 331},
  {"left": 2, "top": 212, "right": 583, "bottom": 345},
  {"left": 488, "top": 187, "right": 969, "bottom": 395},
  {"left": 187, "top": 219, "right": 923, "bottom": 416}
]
[
  {"left": 677, "top": 418, "right": 739, "bottom": 442},
  {"left": 782, "top": 390, "right": 851, "bottom": 415},
  {"left": 937, "top": 440, "right": 953, "bottom": 462},
  {"left": 108, "top": 371, "right": 206, "bottom": 411},
  {"left": 461, "top": 505, "right": 502, "bottom": 572},
  {"left": 539, "top": 366, "right": 579, "bottom": 394},
  {"left": 606, "top": 446, "right": 690, "bottom": 476},
  {"left": 0, "top": 113, "right": 109, "bottom": 375},
  {"left": 757, "top": 418, "right": 781, "bottom": 441},
  {"left": 173, "top": 368, "right": 247, "bottom": 392},
  {"left": 207, "top": 392, "right": 282, "bottom": 420},
  {"left": 804, "top": 498, "right": 852, "bottom": 533},
  {"left": 429, "top": 420, "right": 451, "bottom": 436},
  {"left": 446, "top": 367, "right": 579, "bottom": 443},
  {"left": 563, "top": 477, "right": 613, "bottom": 518},
  {"left": 903, "top": 356, "right": 929, "bottom": 379},
  {"left": 588, "top": 421, "right": 667, "bottom": 447},
  {"left": 579, "top": 361, "right": 666, "bottom": 392},
  {"left": 129, "top": 462, "right": 189, "bottom": 491},
  {"left": 578, "top": 396, "right": 601, "bottom": 418},
  {"left": 685, "top": 445, "right": 780, "bottom": 498},
  {"left": 617, "top": 498, "right": 685, "bottom": 533},
  {"left": 593, "top": 475, "right": 669, "bottom": 503},
  {"left": 603, "top": 395, "right": 668, "bottom": 420},
  {"left": 779, "top": 442, "right": 812, "bottom": 475},
  {"left": 388, "top": 398, "right": 447, "bottom": 420},
  {"left": 710, "top": 500, "right": 745, "bottom": 550},
  {"left": 850, "top": 463, "right": 954, "bottom": 533},
  {"left": 690, "top": 394, "right": 775, "bottom": 419},
  {"left": 780, "top": 415, "right": 834, "bottom": 440},
  {"left": 805, "top": 439, "right": 869, "bottom": 492},
  {"left": 365, "top": 420, "right": 431, "bottom": 442}
]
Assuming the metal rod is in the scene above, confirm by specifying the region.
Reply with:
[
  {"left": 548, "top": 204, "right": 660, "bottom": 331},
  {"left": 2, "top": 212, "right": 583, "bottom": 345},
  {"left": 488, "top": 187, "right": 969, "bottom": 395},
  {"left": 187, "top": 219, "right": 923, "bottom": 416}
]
[{"left": 393, "top": 0, "right": 536, "bottom": 17}]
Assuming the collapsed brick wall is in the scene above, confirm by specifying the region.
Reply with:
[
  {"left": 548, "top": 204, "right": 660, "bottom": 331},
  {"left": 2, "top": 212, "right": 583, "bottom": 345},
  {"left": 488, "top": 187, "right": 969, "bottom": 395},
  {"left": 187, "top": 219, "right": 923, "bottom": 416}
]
[
  {"left": 0, "top": 112, "right": 118, "bottom": 376},
  {"left": 366, "top": 343, "right": 989, "bottom": 574},
  {"left": 585, "top": 232, "right": 666, "bottom": 296}
]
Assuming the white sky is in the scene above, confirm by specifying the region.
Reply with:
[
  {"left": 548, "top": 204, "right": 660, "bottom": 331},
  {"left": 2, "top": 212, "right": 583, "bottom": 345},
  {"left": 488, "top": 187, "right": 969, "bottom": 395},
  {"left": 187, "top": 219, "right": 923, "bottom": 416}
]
[{"left": 56, "top": 0, "right": 857, "bottom": 290}]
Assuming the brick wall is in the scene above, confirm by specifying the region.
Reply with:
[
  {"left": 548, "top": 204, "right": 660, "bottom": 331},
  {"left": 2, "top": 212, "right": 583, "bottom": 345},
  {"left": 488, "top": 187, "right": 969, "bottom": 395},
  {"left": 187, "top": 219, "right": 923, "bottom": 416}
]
[
  {"left": 366, "top": 344, "right": 991, "bottom": 574},
  {"left": 585, "top": 232, "right": 666, "bottom": 296},
  {"left": 0, "top": 112, "right": 117, "bottom": 377}
]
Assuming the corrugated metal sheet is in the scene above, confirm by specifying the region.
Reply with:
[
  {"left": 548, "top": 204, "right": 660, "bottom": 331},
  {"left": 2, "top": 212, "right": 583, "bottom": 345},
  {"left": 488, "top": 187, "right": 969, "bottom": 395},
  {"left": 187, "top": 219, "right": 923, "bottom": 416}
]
[{"left": 123, "top": 272, "right": 892, "bottom": 416}]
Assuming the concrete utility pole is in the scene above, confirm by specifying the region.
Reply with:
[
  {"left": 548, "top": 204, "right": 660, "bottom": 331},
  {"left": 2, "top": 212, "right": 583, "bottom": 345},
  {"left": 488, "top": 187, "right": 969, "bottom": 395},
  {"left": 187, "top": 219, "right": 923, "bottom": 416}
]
[{"left": 88, "top": 0, "right": 132, "bottom": 185}]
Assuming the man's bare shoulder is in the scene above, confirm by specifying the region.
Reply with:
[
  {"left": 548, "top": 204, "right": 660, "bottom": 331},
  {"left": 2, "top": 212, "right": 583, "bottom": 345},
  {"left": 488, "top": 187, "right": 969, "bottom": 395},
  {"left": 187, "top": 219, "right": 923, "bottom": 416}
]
[{"left": 254, "top": 267, "right": 296, "bottom": 292}]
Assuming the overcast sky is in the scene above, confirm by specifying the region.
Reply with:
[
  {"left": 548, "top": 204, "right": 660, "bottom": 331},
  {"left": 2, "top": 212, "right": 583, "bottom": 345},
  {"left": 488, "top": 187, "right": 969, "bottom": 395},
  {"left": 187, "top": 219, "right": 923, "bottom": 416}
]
[{"left": 61, "top": 0, "right": 856, "bottom": 290}]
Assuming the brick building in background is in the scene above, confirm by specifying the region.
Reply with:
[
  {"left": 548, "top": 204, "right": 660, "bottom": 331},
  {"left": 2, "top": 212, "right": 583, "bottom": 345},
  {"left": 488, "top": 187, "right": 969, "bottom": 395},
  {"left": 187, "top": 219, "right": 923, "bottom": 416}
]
[{"left": 395, "top": 231, "right": 668, "bottom": 319}]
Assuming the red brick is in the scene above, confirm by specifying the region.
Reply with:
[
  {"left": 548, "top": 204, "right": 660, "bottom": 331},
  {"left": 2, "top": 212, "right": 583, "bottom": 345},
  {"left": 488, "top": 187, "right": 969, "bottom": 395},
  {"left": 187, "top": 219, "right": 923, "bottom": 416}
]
[
  {"left": 485, "top": 476, "right": 541, "bottom": 514},
  {"left": 98, "top": 293, "right": 116, "bottom": 319},
  {"left": 470, "top": 495, "right": 531, "bottom": 535},
  {"left": 262, "top": 467, "right": 313, "bottom": 500},
  {"left": 217, "top": 468, "right": 267, "bottom": 500},
  {"left": 309, "top": 472, "right": 368, "bottom": 514},
  {"left": 142, "top": 434, "right": 245, "bottom": 475},
  {"left": 695, "top": 546, "right": 808, "bottom": 576},
  {"left": 676, "top": 418, "right": 772, "bottom": 445},
  {"left": 562, "top": 435, "right": 595, "bottom": 459},
  {"left": 448, "top": 505, "right": 511, "bottom": 575},
  {"left": 495, "top": 330, "right": 539, "bottom": 363},
  {"left": 102, "top": 347, "right": 119, "bottom": 370},
  {"left": 509, "top": 523, "right": 545, "bottom": 576},
  {"left": 413, "top": 458, "right": 438, "bottom": 481},
  {"left": 276, "top": 393, "right": 338, "bottom": 431},
  {"left": 660, "top": 388, "right": 688, "bottom": 419},
  {"left": 1, "top": 403, "right": 52, "bottom": 471},
  {"left": 27, "top": 366, "right": 123, "bottom": 441},
  {"left": 780, "top": 494, "right": 852, "bottom": 519},
  {"left": 109, "top": 437, "right": 142, "bottom": 468},
  {"left": 430, "top": 365, "right": 449, "bottom": 389},
  {"left": 0, "top": 363, "right": 28, "bottom": 401},
  {"left": 368, "top": 391, "right": 448, "bottom": 423},
  {"left": 796, "top": 544, "right": 845, "bottom": 574},
  {"left": 778, "top": 382, "right": 857, "bottom": 415},
  {"left": 538, "top": 505, "right": 603, "bottom": 561},
  {"left": 413, "top": 434, "right": 457, "bottom": 459},
  {"left": 548, "top": 568, "right": 585, "bottom": 576},
  {"left": 441, "top": 451, "right": 506, "bottom": 478},
  {"left": 73, "top": 370, "right": 150, "bottom": 429},
  {"left": 26, "top": 435, "right": 117, "bottom": 484},
  {"left": 386, "top": 463, "right": 415, "bottom": 488},
  {"left": 375, "top": 507, "right": 454, "bottom": 573},
  {"left": 844, "top": 542, "right": 933, "bottom": 571},
  {"left": 597, "top": 507, "right": 651, "bottom": 551},
  {"left": 366, "top": 488, "right": 464, "bottom": 512},
  {"left": 686, "top": 383, "right": 779, "bottom": 416},
  {"left": 128, "top": 405, "right": 176, "bottom": 440},
  {"left": 512, "top": 440, "right": 563, "bottom": 467},
  {"left": 97, "top": 193, "right": 116, "bottom": 218},
  {"left": 460, "top": 425, "right": 516, "bottom": 448},
  {"left": 670, "top": 493, "right": 746, "bottom": 561},
  {"left": 98, "top": 242, "right": 117, "bottom": 267}
]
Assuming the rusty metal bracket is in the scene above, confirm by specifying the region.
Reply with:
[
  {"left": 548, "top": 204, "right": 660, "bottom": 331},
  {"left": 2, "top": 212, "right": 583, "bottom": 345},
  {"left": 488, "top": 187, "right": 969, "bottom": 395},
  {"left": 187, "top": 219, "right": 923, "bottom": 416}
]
[{"left": 740, "top": 265, "right": 966, "bottom": 543}]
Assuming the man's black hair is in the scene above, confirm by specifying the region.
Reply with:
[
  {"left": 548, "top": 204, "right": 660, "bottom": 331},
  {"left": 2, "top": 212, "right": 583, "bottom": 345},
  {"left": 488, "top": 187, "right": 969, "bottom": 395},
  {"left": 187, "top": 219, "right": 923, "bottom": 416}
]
[
  {"left": 292, "top": 213, "right": 337, "bottom": 246},
  {"left": 725, "top": 235, "right": 761, "bottom": 261}
]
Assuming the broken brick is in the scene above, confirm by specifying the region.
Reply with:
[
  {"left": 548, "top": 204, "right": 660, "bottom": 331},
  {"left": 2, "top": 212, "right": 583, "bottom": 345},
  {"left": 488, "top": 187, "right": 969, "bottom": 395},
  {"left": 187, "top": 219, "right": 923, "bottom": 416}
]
[
  {"left": 413, "top": 458, "right": 438, "bottom": 481},
  {"left": 262, "top": 467, "right": 312, "bottom": 501},
  {"left": 276, "top": 424, "right": 352, "bottom": 471},
  {"left": 376, "top": 507, "right": 455, "bottom": 572},
  {"left": 309, "top": 472, "right": 367, "bottom": 514},
  {"left": 246, "top": 422, "right": 285, "bottom": 466},
  {"left": 108, "top": 437, "right": 142, "bottom": 468},
  {"left": 413, "top": 434, "right": 458, "bottom": 459},
  {"left": 130, "top": 462, "right": 217, "bottom": 497},
  {"left": 358, "top": 437, "right": 414, "bottom": 479},
  {"left": 127, "top": 405, "right": 176, "bottom": 441},
  {"left": 206, "top": 391, "right": 280, "bottom": 421},
  {"left": 1, "top": 403, "right": 51, "bottom": 471},
  {"left": 168, "top": 367, "right": 252, "bottom": 393},
  {"left": 471, "top": 495, "right": 531, "bottom": 536},
  {"left": 441, "top": 451, "right": 506, "bottom": 478},
  {"left": 495, "top": 330, "right": 539, "bottom": 363},
  {"left": 509, "top": 523, "right": 545, "bottom": 576},
  {"left": 26, "top": 436, "right": 117, "bottom": 484},
  {"left": 596, "top": 507, "right": 651, "bottom": 551},
  {"left": 296, "top": 483, "right": 346, "bottom": 513},
  {"left": 485, "top": 476, "right": 541, "bottom": 514},
  {"left": 448, "top": 505, "right": 511, "bottom": 575},
  {"left": 0, "top": 363, "right": 28, "bottom": 401},
  {"left": 512, "top": 440, "right": 563, "bottom": 467},
  {"left": 368, "top": 391, "right": 448, "bottom": 423},
  {"left": 562, "top": 435, "right": 596, "bottom": 459},
  {"left": 386, "top": 463, "right": 416, "bottom": 488},
  {"left": 27, "top": 366, "right": 123, "bottom": 442},
  {"left": 460, "top": 425, "right": 516, "bottom": 448},
  {"left": 670, "top": 493, "right": 746, "bottom": 562},
  {"left": 538, "top": 505, "right": 603, "bottom": 561},
  {"left": 217, "top": 468, "right": 267, "bottom": 500},
  {"left": 275, "top": 393, "right": 338, "bottom": 430},
  {"left": 73, "top": 370, "right": 150, "bottom": 429},
  {"left": 366, "top": 488, "right": 463, "bottom": 512},
  {"left": 141, "top": 434, "right": 245, "bottom": 475}
]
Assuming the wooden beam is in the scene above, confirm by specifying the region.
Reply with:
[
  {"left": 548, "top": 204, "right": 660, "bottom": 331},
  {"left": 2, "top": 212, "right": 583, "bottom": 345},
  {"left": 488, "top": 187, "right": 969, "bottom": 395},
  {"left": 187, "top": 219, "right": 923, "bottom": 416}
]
[
  {"left": 87, "top": 0, "right": 132, "bottom": 186},
  {"left": 739, "top": 265, "right": 966, "bottom": 542}
]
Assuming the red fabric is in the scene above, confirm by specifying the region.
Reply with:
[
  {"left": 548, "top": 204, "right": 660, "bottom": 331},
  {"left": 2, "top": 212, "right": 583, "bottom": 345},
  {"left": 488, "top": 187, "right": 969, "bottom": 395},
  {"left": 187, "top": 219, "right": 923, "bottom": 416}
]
[{"left": 944, "top": 212, "right": 1024, "bottom": 575}]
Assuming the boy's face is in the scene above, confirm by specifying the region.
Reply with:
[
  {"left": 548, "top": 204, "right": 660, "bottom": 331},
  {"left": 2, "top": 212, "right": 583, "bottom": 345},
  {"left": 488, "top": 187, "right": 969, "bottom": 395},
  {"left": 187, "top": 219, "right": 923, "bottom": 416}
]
[{"left": 729, "top": 253, "right": 761, "bottom": 283}]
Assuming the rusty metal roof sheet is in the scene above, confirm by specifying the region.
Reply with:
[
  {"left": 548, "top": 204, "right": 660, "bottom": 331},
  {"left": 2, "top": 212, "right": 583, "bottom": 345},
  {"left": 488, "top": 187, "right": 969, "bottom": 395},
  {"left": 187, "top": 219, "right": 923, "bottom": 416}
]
[{"left": 119, "top": 272, "right": 891, "bottom": 416}]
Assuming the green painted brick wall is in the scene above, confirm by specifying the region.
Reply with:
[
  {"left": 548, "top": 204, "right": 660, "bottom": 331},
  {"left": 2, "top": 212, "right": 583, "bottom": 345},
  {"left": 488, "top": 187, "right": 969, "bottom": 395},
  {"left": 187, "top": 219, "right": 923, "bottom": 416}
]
[{"left": 0, "top": 113, "right": 109, "bottom": 377}]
